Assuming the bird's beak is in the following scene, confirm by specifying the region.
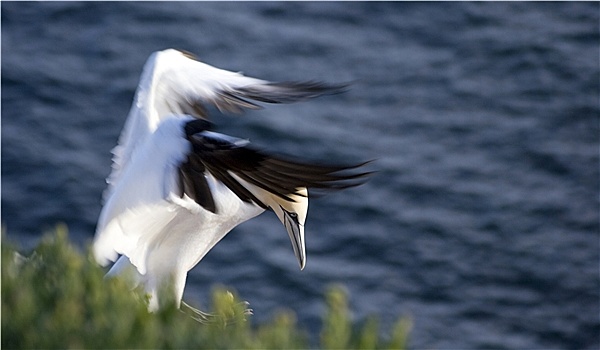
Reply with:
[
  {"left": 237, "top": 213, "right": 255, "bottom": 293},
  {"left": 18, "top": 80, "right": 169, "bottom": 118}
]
[{"left": 282, "top": 209, "right": 306, "bottom": 270}]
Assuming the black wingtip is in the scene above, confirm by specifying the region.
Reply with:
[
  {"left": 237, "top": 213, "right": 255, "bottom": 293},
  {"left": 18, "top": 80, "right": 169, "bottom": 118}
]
[
  {"left": 233, "top": 80, "right": 351, "bottom": 105},
  {"left": 268, "top": 80, "right": 351, "bottom": 100},
  {"left": 313, "top": 160, "right": 377, "bottom": 192},
  {"left": 272, "top": 80, "right": 351, "bottom": 92},
  {"left": 254, "top": 155, "right": 376, "bottom": 201}
]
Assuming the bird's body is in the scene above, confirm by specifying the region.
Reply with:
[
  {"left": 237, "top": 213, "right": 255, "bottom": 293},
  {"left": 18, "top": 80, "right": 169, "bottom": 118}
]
[{"left": 93, "top": 49, "right": 368, "bottom": 310}]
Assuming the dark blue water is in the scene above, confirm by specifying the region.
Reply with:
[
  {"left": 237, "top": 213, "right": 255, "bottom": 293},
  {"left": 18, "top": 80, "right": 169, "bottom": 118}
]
[{"left": 2, "top": 2, "right": 599, "bottom": 348}]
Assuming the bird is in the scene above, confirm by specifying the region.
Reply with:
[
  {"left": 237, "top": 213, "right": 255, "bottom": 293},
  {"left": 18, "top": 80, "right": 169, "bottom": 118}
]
[{"left": 92, "top": 49, "right": 370, "bottom": 312}]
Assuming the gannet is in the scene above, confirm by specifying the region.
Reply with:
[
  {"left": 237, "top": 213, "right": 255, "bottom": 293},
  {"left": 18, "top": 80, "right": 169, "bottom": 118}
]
[{"left": 92, "top": 49, "right": 369, "bottom": 311}]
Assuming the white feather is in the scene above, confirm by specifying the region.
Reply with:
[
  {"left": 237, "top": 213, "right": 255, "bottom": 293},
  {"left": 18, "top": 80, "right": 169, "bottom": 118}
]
[
  {"left": 94, "top": 115, "right": 264, "bottom": 307},
  {"left": 104, "top": 49, "right": 267, "bottom": 202}
]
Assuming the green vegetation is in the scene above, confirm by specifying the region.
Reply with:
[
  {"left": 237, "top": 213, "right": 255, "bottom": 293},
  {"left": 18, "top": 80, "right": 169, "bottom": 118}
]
[{"left": 2, "top": 225, "right": 410, "bottom": 349}]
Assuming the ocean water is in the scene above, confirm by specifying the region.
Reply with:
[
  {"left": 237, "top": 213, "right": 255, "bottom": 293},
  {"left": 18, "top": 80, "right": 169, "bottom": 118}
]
[{"left": 2, "top": 2, "right": 599, "bottom": 348}]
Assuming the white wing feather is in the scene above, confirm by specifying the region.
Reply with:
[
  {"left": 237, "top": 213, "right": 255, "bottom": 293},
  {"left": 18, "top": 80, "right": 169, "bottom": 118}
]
[
  {"left": 105, "top": 49, "right": 268, "bottom": 202},
  {"left": 94, "top": 117, "right": 193, "bottom": 270}
]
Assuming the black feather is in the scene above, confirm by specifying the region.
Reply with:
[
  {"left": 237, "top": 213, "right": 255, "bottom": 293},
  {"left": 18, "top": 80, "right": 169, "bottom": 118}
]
[{"left": 179, "top": 119, "right": 372, "bottom": 212}]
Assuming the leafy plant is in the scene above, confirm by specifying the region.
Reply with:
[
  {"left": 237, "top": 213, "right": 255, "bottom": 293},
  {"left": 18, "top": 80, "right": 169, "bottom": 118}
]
[{"left": 2, "top": 226, "right": 410, "bottom": 349}]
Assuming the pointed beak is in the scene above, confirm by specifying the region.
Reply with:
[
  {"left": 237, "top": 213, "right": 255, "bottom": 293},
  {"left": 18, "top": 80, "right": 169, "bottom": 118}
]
[{"left": 283, "top": 210, "right": 306, "bottom": 270}]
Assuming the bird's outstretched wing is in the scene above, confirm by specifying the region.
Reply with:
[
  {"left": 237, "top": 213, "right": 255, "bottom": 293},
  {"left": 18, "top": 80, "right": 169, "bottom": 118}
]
[
  {"left": 179, "top": 119, "right": 371, "bottom": 214},
  {"left": 106, "top": 49, "right": 347, "bottom": 203},
  {"left": 178, "top": 118, "right": 371, "bottom": 269},
  {"left": 151, "top": 49, "right": 349, "bottom": 120}
]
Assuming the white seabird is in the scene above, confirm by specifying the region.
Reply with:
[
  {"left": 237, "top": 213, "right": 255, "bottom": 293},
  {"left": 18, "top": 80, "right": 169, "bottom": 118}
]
[{"left": 93, "top": 49, "right": 369, "bottom": 311}]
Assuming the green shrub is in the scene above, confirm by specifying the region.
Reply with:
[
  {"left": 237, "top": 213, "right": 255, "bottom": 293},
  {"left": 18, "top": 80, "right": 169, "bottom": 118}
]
[{"left": 2, "top": 226, "right": 410, "bottom": 349}]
